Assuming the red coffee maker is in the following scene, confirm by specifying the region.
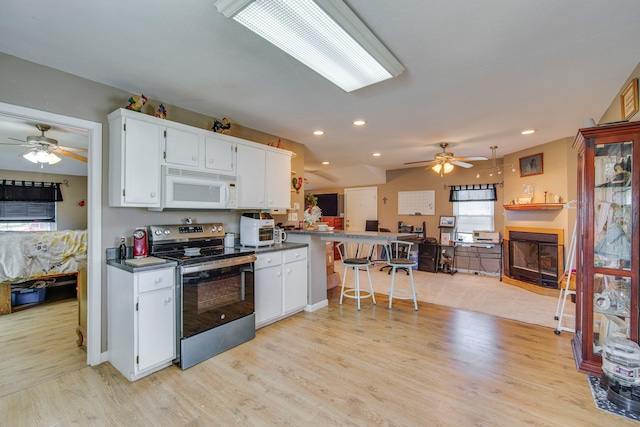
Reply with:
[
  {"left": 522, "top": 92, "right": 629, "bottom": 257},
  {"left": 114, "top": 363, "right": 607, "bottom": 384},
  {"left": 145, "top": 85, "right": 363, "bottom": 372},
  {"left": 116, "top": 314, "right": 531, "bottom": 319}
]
[{"left": 133, "top": 227, "right": 148, "bottom": 258}]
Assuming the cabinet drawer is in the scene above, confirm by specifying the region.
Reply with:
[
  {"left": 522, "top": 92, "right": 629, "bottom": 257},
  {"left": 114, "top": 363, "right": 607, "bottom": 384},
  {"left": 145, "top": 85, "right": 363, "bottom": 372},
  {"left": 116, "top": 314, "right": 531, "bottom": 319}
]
[
  {"left": 255, "top": 251, "right": 283, "bottom": 270},
  {"left": 138, "top": 268, "right": 175, "bottom": 293},
  {"left": 283, "top": 248, "right": 307, "bottom": 263}
]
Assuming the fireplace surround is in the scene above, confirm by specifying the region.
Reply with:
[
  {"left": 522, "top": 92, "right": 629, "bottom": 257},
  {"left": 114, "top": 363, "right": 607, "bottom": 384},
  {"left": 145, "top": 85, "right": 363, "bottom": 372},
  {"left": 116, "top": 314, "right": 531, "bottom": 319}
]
[{"left": 503, "top": 227, "right": 565, "bottom": 295}]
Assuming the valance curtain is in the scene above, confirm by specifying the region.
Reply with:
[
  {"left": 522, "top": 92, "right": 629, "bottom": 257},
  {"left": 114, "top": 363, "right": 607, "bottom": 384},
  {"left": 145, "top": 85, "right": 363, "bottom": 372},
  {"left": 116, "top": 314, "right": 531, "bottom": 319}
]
[
  {"left": 449, "top": 184, "right": 497, "bottom": 202},
  {"left": 0, "top": 180, "right": 64, "bottom": 202}
]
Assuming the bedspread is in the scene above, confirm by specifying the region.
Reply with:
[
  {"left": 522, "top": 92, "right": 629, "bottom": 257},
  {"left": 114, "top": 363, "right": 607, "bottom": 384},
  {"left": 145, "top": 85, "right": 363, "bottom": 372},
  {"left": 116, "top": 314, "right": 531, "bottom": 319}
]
[{"left": 0, "top": 230, "right": 87, "bottom": 283}]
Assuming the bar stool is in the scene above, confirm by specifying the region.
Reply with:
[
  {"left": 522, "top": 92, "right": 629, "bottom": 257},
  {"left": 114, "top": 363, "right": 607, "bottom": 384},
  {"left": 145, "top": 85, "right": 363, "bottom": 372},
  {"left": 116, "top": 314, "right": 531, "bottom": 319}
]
[
  {"left": 336, "top": 242, "right": 376, "bottom": 310},
  {"left": 385, "top": 240, "right": 418, "bottom": 310}
]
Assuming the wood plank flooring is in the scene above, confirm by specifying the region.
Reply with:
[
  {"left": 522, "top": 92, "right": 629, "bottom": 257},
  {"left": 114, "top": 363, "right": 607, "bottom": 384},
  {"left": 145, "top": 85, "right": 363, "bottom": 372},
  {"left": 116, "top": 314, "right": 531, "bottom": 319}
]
[
  {"left": 1, "top": 294, "right": 633, "bottom": 426},
  {"left": 0, "top": 299, "right": 86, "bottom": 397}
]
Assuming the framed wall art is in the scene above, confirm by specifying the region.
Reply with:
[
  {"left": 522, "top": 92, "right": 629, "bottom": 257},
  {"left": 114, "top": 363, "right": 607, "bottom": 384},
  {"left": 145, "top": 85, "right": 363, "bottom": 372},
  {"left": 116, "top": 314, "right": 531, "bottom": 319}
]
[
  {"left": 519, "top": 153, "right": 543, "bottom": 177},
  {"left": 439, "top": 216, "right": 456, "bottom": 228},
  {"left": 621, "top": 78, "right": 638, "bottom": 120}
]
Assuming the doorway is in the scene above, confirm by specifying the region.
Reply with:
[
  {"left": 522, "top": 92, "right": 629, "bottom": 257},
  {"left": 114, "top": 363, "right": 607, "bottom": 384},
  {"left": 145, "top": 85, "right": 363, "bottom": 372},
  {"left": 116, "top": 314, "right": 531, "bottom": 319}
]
[
  {"left": 344, "top": 187, "right": 378, "bottom": 231},
  {"left": 0, "top": 102, "right": 102, "bottom": 369}
]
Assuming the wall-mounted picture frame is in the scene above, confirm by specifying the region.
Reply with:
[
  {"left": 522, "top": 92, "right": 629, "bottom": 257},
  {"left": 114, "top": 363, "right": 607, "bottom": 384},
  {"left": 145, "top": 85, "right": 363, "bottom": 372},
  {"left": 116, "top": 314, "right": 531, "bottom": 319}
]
[
  {"left": 519, "top": 153, "right": 543, "bottom": 177},
  {"left": 621, "top": 78, "right": 639, "bottom": 120},
  {"left": 439, "top": 216, "right": 456, "bottom": 228}
]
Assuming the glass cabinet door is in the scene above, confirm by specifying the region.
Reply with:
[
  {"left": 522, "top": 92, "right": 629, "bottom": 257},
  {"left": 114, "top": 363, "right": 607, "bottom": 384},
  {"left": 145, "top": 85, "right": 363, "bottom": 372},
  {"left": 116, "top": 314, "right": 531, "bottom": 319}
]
[
  {"left": 591, "top": 141, "right": 632, "bottom": 357},
  {"left": 593, "top": 141, "right": 632, "bottom": 270}
]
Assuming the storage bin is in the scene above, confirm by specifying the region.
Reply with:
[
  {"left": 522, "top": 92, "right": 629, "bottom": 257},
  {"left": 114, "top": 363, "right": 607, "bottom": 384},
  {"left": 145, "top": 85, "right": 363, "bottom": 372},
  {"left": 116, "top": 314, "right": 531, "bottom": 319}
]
[{"left": 11, "top": 288, "right": 47, "bottom": 306}]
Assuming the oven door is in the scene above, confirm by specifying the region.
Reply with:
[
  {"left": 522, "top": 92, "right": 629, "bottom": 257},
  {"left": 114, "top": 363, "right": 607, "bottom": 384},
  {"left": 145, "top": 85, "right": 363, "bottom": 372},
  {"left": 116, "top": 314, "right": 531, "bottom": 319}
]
[{"left": 180, "top": 254, "right": 255, "bottom": 339}]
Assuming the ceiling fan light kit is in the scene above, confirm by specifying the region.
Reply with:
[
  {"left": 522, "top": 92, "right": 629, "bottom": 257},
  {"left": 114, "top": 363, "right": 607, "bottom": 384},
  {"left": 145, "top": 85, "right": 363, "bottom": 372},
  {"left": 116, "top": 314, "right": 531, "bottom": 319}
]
[
  {"left": 213, "top": 0, "right": 404, "bottom": 92},
  {"left": 404, "top": 142, "right": 488, "bottom": 176},
  {"left": 23, "top": 149, "right": 61, "bottom": 165}
]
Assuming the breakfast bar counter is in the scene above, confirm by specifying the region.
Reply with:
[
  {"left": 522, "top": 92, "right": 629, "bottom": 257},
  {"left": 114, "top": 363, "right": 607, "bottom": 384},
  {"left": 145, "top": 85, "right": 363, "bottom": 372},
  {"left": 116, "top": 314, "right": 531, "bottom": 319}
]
[{"left": 285, "top": 230, "right": 414, "bottom": 312}]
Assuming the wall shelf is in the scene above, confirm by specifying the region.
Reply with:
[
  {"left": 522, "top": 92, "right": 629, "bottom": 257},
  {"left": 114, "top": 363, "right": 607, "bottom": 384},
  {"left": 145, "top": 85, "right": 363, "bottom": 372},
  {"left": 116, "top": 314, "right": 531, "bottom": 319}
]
[{"left": 503, "top": 203, "right": 564, "bottom": 211}]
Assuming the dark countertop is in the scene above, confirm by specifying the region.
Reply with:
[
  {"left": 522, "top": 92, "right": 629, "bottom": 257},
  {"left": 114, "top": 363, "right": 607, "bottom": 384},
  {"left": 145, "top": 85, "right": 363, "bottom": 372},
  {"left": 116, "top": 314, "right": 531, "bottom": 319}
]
[
  {"left": 236, "top": 242, "right": 307, "bottom": 254},
  {"left": 286, "top": 230, "right": 415, "bottom": 241},
  {"left": 107, "top": 259, "right": 178, "bottom": 273}
]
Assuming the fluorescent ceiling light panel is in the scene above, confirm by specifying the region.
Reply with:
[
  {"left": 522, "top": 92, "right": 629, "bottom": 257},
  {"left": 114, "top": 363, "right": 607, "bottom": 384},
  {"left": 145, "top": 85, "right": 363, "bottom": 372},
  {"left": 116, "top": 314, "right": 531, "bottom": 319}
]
[{"left": 214, "top": 0, "right": 404, "bottom": 92}]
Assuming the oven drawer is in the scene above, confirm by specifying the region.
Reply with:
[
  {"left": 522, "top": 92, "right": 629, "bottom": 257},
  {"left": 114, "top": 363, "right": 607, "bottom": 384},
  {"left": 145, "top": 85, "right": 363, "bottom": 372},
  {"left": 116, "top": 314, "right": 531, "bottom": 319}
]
[
  {"left": 138, "top": 267, "right": 175, "bottom": 293},
  {"left": 254, "top": 251, "right": 283, "bottom": 270}
]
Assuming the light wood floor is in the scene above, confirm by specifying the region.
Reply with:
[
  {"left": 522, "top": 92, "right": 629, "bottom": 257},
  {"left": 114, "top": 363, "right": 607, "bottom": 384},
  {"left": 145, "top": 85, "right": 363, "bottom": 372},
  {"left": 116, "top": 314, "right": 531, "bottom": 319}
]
[
  {"left": 1, "top": 294, "right": 633, "bottom": 426},
  {"left": 0, "top": 299, "right": 86, "bottom": 397}
]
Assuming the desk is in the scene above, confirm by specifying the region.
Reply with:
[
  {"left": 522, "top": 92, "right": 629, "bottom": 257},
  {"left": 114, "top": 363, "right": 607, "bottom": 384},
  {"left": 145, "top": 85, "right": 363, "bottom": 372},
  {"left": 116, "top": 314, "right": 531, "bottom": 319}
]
[
  {"left": 453, "top": 242, "right": 503, "bottom": 280},
  {"left": 286, "top": 230, "right": 414, "bottom": 312}
]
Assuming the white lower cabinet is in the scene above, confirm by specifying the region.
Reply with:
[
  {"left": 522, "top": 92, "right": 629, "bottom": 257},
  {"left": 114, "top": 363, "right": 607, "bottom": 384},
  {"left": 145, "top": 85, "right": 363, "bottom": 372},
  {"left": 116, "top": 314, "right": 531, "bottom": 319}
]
[
  {"left": 108, "top": 265, "right": 176, "bottom": 381},
  {"left": 255, "top": 248, "right": 308, "bottom": 328}
]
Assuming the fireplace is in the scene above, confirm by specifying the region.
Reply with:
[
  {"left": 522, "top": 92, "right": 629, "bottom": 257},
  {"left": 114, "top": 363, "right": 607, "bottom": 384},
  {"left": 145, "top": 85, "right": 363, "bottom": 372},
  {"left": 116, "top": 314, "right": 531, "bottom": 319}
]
[{"left": 504, "top": 227, "right": 564, "bottom": 290}]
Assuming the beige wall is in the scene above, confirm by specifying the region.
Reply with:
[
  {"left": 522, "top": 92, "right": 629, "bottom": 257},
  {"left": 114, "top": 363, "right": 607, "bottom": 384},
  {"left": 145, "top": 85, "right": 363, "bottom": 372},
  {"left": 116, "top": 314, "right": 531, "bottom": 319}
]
[
  {"left": 600, "top": 62, "right": 640, "bottom": 124},
  {"left": 0, "top": 170, "right": 88, "bottom": 230}
]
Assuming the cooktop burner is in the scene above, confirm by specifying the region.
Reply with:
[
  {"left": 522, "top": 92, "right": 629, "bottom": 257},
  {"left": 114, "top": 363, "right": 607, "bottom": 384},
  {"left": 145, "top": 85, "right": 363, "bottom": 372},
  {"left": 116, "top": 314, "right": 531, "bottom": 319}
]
[{"left": 148, "top": 223, "right": 253, "bottom": 265}]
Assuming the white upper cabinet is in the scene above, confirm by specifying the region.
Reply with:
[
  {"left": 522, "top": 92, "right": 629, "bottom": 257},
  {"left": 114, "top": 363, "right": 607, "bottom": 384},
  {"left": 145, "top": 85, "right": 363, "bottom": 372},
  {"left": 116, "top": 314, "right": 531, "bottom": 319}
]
[
  {"left": 164, "top": 126, "right": 201, "bottom": 168},
  {"left": 237, "top": 142, "right": 292, "bottom": 209},
  {"left": 205, "top": 135, "right": 235, "bottom": 175},
  {"left": 108, "top": 109, "right": 162, "bottom": 207}
]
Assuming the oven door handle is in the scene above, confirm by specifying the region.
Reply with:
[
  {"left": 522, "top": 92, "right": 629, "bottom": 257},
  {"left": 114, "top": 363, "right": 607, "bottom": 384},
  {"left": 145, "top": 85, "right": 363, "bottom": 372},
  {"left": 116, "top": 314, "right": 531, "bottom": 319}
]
[{"left": 181, "top": 254, "right": 257, "bottom": 274}]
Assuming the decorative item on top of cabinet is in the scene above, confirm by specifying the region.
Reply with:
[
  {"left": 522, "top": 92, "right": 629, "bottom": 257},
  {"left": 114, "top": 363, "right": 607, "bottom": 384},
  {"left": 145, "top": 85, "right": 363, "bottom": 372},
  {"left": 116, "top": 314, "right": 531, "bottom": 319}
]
[
  {"left": 212, "top": 117, "right": 231, "bottom": 134},
  {"left": 125, "top": 94, "right": 147, "bottom": 112},
  {"left": 155, "top": 104, "right": 167, "bottom": 119},
  {"left": 571, "top": 121, "right": 640, "bottom": 377}
]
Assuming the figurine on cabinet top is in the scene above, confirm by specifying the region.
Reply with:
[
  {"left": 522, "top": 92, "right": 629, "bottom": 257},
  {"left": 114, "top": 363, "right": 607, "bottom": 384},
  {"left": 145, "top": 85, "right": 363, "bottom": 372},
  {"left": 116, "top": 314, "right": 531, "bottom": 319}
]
[
  {"left": 155, "top": 104, "right": 167, "bottom": 119},
  {"left": 125, "top": 94, "right": 148, "bottom": 112},
  {"left": 212, "top": 117, "right": 231, "bottom": 134}
]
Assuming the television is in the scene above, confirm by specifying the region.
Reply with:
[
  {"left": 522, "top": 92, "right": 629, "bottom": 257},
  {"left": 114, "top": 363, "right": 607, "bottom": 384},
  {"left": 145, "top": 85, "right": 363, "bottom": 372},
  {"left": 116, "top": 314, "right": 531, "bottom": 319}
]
[{"left": 315, "top": 193, "right": 338, "bottom": 217}]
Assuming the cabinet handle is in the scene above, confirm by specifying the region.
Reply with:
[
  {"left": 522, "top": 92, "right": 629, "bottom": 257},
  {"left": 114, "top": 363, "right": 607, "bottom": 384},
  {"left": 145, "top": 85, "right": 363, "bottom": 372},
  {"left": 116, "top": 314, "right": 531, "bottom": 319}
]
[
  {"left": 164, "top": 297, "right": 172, "bottom": 304},
  {"left": 150, "top": 192, "right": 157, "bottom": 198},
  {"left": 192, "top": 155, "right": 198, "bottom": 161},
  {"left": 155, "top": 278, "right": 163, "bottom": 284},
  {"left": 286, "top": 268, "right": 291, "bottom": 274}
]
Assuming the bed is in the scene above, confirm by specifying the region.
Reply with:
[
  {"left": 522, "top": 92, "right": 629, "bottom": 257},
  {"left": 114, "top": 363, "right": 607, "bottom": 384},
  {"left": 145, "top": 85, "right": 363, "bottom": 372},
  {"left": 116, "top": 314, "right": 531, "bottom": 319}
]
[{"left": 0, "top": 230, "right": 87, "bottom": 315}]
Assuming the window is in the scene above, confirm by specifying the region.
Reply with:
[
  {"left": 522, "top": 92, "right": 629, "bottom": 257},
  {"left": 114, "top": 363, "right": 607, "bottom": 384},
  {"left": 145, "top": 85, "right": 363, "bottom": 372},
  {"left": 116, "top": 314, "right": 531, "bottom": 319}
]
[
  {"left": 0, "top": 180, "right": 63, "bottom": 231},
  {"left": 449, "top": 184, "right": 496, "bottom": 239},
  {"left": 454, "top": 201, "right": 495, "bottom": 235},
  {"left": 0, "top": 201, "right": 57, "bottom": 231}
]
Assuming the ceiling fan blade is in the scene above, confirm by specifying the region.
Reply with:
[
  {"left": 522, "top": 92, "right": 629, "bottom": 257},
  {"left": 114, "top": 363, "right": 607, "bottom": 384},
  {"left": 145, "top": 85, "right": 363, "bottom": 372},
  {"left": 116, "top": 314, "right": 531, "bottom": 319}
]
[
  {"left": 1, "top": 141, "right": 30, "bottom": 147},
  {"left": 404, "top": 159, "right": 437, "bottom": 165},
  {"left": 457, "top": 156, "right": 488, "bottom": 161},
  {"left": 56, "top": 149, "right": 88, "bottom": 163},
  {"left": 451, "top": 160, "right": 474, "bottom": 168},
  {"left": 8, "top": 137, "right": 28, "bottom": 143},
  {"left": 57, "top": 145, "right": 88, "bottom": 153}
]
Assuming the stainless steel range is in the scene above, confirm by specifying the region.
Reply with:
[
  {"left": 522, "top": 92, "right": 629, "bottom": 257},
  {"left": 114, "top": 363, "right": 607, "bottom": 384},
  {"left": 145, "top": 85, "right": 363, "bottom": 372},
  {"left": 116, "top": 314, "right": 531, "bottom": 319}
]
[{"left": 149, "top": 223, "right": 256, "bottom": 370}]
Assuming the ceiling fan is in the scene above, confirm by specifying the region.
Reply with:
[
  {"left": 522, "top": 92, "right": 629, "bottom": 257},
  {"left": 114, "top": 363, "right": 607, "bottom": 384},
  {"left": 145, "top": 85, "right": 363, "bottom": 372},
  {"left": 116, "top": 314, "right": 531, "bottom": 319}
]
[
  {"left": 1, "top": 124, "right": 88, "bottom": 166},
  {"left": 404, "top": 143, "right": 487, "bottom": 176}
]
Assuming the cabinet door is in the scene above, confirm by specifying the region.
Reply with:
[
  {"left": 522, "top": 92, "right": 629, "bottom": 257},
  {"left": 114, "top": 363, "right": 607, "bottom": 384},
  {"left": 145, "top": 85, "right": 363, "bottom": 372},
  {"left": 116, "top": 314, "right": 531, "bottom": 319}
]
[
  {"left": 283, "top": 259, "right": 307, "bottom": 314},
  {"left": 255, "top": 265, "right": 283, "bottom": 325},
  {"left": 122, "top": 117, "right": 162, "bottom": 206},
  {"left": 236, "top": 143, "right": 266, "bottom": 208},
  {"left": 266, "top": 150, "right": 291, "bottom": 209},
  {"left": 205, "top": 136, "right": 235, "bottom": 174},
  {"left": 137, "top": 286, "right": 175, "bottom": 372},
  {"left": 164, "top": 126, "right": 201, "bottom": 168}
]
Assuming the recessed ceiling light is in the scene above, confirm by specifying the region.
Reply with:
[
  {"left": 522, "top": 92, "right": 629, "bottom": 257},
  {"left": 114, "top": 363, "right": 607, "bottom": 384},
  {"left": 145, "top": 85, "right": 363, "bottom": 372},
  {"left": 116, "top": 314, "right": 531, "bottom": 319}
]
[
  {"left": 353, "top": 120, "right": 367, "bottom": 126},
  {"left": 313, "top": 130, "right": 325, "bottom": 136},
  {"left": 322, "top": 161, "right": 329, "bottom": 165},
  {"left": 521, "top": 129, "right": 536, "bottom": 135},
  {"left": 372, "top": 153, "right": 381, "bottom": 157}
]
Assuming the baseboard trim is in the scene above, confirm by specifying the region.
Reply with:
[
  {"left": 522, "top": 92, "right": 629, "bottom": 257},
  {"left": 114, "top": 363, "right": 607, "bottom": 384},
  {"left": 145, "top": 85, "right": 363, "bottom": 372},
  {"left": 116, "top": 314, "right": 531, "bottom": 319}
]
[
  {"left": 305, "top": 299, "right": 328, "bottom": 312},
  {"left": 502, "top": 276, "right": 559, "bottom": 297}
]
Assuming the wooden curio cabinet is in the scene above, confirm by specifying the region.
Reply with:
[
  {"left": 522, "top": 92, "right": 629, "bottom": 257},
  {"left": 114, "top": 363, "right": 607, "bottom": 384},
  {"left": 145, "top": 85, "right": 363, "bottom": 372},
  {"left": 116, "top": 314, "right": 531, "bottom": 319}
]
[{"left": 572, "top": 121, "right": 640, "bottom": 376}]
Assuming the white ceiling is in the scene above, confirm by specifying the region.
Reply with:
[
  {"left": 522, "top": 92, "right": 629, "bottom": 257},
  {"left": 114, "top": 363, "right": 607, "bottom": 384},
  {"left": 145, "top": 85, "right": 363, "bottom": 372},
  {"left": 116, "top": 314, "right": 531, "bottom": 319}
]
[{"left": 1, "top": 0, "right": 640, "bottom": 188}]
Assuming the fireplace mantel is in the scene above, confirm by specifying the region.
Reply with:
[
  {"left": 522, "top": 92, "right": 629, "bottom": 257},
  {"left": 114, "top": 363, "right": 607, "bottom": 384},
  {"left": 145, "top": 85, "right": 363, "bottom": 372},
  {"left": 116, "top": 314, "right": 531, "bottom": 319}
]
[{"left": 503, "top": 203, "right": 564, "bottom": 211}]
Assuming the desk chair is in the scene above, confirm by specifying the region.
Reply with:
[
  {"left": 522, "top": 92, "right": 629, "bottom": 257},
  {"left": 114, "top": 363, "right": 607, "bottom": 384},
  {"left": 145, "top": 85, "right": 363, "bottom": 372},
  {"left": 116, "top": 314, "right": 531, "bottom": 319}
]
[
  {"left": 385, "top": 240, "right": 419, "bottom": 310},
  {"left": 336, "top": 242, "right": 376, "bottom": 310}
]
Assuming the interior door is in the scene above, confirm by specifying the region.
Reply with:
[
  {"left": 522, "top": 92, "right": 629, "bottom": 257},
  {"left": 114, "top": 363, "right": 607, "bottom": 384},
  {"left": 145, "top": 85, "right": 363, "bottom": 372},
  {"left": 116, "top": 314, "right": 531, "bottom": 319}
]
[{"left": 344, "top": 187, "right": 378, "bottom": 231}]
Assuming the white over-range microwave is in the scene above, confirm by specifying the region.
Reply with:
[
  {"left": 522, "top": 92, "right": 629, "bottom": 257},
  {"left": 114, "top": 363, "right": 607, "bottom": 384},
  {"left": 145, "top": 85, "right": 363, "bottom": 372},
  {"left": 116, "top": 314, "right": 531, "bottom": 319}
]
[{"left": 150, "top": 166, "right": 237, "bottom": 211}]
